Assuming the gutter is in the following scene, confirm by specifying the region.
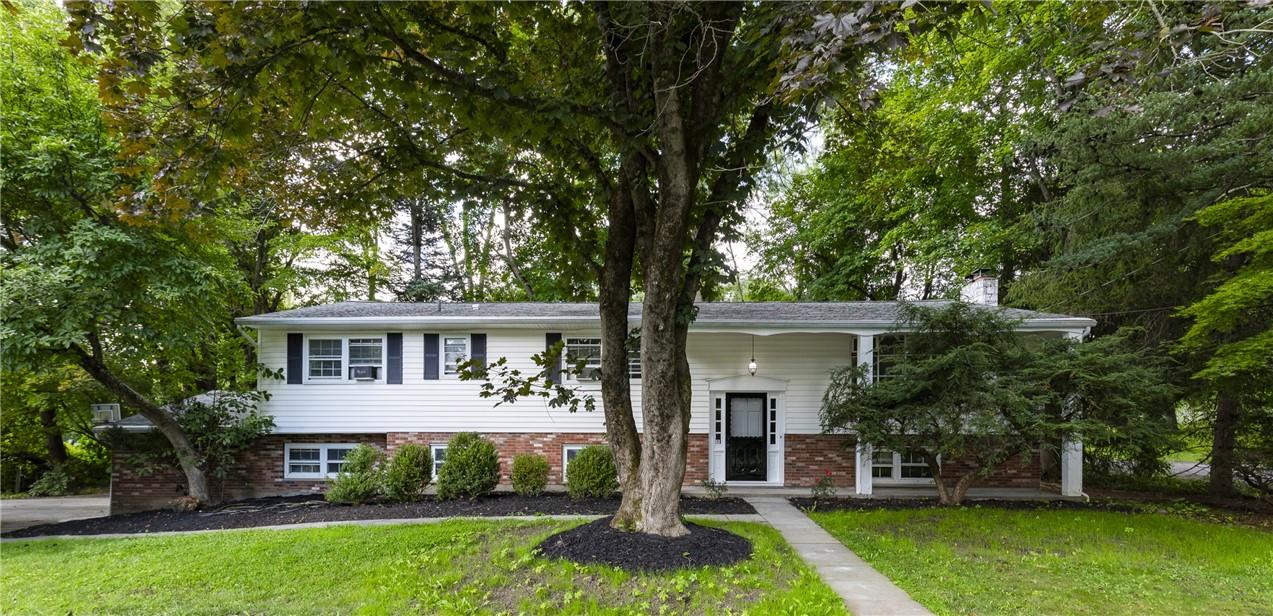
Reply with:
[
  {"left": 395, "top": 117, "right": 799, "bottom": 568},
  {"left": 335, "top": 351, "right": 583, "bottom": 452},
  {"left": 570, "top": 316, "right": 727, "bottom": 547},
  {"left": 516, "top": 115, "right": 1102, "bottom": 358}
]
[{"left": 234, "top": 316, "right": 1096, "bottom": 331}]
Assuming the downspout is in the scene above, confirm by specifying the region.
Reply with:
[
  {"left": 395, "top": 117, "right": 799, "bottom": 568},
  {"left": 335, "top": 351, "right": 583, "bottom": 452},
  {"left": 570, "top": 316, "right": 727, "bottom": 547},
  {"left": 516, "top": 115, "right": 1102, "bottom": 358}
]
[{"left": 236, "top": 325, "right": 258, "bottom": 348}]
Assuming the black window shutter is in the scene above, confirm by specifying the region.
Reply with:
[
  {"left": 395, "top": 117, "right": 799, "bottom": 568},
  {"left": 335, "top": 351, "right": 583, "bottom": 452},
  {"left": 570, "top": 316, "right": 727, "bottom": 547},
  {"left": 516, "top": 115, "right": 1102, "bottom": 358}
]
[
  {"left": 386, "top": 333, "right": 403, "bottom": 384},
  {"left": 470, "top": 333, "right": 487, "bottom": 371},
  {"left": 286, "top": 333, "right": 303, "bottom": 384},
  {"left": 545, "top": 332, "right": 562, "bottom": 384},
  {"left": 423, "top": 333, "right": 440, "bottom": 380}
]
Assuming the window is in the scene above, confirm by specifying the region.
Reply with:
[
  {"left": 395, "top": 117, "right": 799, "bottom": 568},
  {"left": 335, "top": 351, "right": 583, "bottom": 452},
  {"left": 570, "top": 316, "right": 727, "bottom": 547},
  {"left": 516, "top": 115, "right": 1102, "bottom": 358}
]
[
  {"left": 430, "top": 444, "right": 447, "bottom": 476},
  {"left": 348, "top": 338, "right": 383, "bottom": 368},
  {"left": 713, "top": 397, "right": 723, "bottom": 443},
  {"left": 284, "top": 444, "right": 358, "bottom": 479},
  {"left": 899, "top": 450, "right": 934, "bottom": 479},
  {"left": 443, "top": 336, "right": 468, "bottom": 376},
  {"left": 565, "top": 337, "right": 602, "bottom": 381},
  {"left": 563, "top": 337, "right": 642, "bottom": 381},
  {"left": 308, "top": 339, "right": 343, "bottom": 379},
  {"left": 873, "top": 335, "right": 906, "bottom": 381},
  {"left": 871, "top": 449, "right": 894, "bottom": 479},
  {"left": 870, "top": 449, "right": 936, "bottom": 483},
  {"left": 562, "top": 445, "right": 587, "bottom": 482}
]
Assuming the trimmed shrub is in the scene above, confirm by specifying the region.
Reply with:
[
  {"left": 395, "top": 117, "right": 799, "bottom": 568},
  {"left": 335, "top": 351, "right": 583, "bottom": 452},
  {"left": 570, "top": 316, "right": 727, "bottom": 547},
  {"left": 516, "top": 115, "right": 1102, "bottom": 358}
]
[
  {"left": 511, "top": 454, "right": 549, "bottom": 496},
  {"left": 566, "top": 445, "right": 618, "bottom": 499},
  {"left": 383, "top": 444, "right": 432, "bottom": 503},
  {"left": 436, "top": 432, "right": 500, "bottom": 500},
  {"left": 325, "top": 444, "right": 383, "bottom": 505}
]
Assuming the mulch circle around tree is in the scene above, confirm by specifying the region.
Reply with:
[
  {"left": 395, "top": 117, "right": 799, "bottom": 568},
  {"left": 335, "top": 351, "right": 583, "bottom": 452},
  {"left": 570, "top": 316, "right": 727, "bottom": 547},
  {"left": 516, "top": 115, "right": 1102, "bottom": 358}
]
[
  {"left": 535, "top": 516, "right": 753, "bottom": 572},
  {"left": 2, "top": 493, "right": 754, "bottom": 539}
]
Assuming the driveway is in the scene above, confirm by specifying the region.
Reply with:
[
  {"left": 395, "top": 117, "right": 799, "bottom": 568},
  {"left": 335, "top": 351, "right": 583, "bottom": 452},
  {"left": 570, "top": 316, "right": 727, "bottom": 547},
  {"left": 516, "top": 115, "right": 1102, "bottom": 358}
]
[
  {"left": 0, "top": 494, "right": 109, "bottom": 533},
  {"left": 1170, "top": 461, "right": 1211, "bottom": 480}
]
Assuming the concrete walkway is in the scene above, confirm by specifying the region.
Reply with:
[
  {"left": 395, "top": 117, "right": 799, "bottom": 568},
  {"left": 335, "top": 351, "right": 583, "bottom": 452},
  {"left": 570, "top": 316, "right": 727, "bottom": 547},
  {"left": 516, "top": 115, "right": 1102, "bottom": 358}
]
[
  {"left": 745, "top": 496, "right": 932, "bottom": 616},
  {"left": 0, "top": 494, "right": 109, "bottom": 533}
]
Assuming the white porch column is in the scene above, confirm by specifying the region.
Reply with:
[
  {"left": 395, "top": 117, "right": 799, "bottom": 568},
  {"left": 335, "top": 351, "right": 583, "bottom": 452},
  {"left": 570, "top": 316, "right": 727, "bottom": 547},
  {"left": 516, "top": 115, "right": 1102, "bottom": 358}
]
[
  {"left": 1060, "top": 330, "right": 1085, "bottom": 497},
  {"left": 1061, "top": 438, "right": 1083, "bottom": 497},
  {"left": 854, "top": 334, "right": 875, "bottom": 496}
]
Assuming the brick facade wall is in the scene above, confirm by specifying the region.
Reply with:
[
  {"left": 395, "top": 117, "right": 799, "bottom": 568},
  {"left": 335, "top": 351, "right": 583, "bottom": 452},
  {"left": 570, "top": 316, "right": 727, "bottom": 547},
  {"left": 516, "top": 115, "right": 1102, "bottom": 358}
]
[
  {"left": 782, "top": 434, "right": 1042, "bottom": 490},
  {"left": 110, "top": 431, "right": 1041, "bottom": 514},
  {"left": 785, "top": 434, "right": 857, "bottom": 487},
  {"left": 938, "top": 449, "right": 1041, "bottom": 489},
  {"left": 387, "top": 432, "right": 710, "bottom": 486},
  {"left": 109, "top": 433, "right": 384, "bottom": 515}
]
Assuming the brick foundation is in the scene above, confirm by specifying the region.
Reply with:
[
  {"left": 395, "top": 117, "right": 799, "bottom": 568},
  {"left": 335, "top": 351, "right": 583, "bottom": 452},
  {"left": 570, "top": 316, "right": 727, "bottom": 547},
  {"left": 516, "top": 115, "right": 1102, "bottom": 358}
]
[
  {"left": 109, "top": 433, "right": 385, "bottom": 515},
  {"left": 110, "top": 431, "right": 1041, "bottom": 513},
  {"left": 387, "top": 432, "right": 710, "bottom": 487},
  {"left": 109, "top": 432, "right": 709, "bottom": 514},
  {"left": 785, "top": 434, "right": 858, "bottom": 487},
  {"left": 783, "top": 434, "right": 1042, "bottom": 490}
]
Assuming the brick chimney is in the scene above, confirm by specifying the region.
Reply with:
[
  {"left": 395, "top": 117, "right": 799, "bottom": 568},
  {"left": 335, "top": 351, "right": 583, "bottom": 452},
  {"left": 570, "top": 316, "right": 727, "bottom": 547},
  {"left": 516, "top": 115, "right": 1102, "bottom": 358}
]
[{"left": 959, "top": 269, "right": 999, "bottom": 306}]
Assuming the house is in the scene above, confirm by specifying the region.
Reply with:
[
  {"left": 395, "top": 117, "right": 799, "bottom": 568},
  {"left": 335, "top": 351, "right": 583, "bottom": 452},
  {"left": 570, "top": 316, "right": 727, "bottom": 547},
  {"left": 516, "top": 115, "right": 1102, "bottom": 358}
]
[{"left": 104, "top": 279, "right": 1095, "bottom": 514}]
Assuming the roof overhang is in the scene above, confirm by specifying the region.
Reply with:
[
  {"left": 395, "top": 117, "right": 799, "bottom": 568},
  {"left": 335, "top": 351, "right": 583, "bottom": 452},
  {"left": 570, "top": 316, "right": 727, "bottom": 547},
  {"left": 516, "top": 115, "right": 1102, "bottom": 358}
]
[{"left": 235, "top": 315, "right": 1095, "bottom": 334}]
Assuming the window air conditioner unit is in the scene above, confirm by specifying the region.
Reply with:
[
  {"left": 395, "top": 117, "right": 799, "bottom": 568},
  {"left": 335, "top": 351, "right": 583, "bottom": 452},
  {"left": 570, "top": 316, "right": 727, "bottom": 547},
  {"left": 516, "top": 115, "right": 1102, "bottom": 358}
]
[
  {"left": 349, "top": 366, "right": 379, "bottom": 381},
  {"left": 91, "top": 403, "right": 121, "bottom": 424}
]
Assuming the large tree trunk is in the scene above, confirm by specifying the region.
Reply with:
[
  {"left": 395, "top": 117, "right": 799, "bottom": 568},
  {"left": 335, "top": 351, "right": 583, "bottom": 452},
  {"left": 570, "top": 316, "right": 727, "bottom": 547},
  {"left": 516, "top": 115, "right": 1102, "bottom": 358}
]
[
  {"left": 72, "top": 344, "right": 213, "bottom": 504},
  {"left": 599, "top": 172, "right": 644, "bottom": 529},
  {"left": 39, "top": 407, "right": 68, "bottom": 468},
  {"left": 1210, "top": 393, "right": 1240, "bottom": 497}
]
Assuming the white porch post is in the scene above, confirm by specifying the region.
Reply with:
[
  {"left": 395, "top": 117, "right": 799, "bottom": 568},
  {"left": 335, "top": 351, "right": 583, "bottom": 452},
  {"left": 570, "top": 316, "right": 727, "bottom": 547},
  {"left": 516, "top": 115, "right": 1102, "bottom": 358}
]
[
  {"left": 854, "top": 334, "right": 874, "bottom": 496},
  {"left": 1060, "top": 330, "right": 1085, "bottom": 497},
  {"left": 1061, "top": 438, "right": 1083, "bottom": 497}
]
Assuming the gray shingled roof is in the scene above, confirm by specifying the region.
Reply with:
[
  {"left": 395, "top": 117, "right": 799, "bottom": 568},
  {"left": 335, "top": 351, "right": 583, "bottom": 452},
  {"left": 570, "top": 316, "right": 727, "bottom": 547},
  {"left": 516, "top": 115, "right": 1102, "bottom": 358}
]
[
  {"left": 95, "top": 391, "right": 244, "bottom": 432},
  {"left": 238, "top": 300, "right": 1091, "bottom": 325}
]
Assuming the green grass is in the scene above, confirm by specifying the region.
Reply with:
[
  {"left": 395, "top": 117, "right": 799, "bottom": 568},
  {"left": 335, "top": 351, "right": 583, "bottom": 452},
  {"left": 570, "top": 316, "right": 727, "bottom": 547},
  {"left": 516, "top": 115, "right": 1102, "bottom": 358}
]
[
  {"left": 1, "top": 518, "right": 845, "bottom": 615},
  {"left": 810, "top": 507, "right": 1273, "bottom": 616}
]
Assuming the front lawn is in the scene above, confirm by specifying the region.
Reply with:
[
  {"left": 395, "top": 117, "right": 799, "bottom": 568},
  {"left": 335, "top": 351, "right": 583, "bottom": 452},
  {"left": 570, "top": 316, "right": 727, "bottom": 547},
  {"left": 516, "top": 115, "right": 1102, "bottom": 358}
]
[
  {"left": 810, "top": 507, "right": 1273, "bottom": 616},
  {"left": 1, "top": 518, "right": 845, "bottom": 615}
]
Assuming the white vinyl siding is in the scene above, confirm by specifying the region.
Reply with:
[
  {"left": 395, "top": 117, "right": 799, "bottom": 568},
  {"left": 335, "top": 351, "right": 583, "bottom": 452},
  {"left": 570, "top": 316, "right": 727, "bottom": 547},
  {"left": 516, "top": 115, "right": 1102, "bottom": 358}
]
[
  {"left": 284, "top": 443, "right": 357, "bottom": 479},
  {"left": 258, "top": 329, "right": 857, "bottom": 434},
  {"left": 627, "top": 348, "right": 642, "bottom": 380}
]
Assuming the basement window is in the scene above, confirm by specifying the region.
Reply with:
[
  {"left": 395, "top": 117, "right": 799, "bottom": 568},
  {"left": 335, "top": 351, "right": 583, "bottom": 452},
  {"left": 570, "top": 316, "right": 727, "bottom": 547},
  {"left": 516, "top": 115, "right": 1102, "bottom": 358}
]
[
  {"left": 562, "top": 444, "right": 588, "bottom": 482},
  {"left": 284, "top": 443, "right": 358, "bottom": 479},
  {"left": 871, "top": 449, "right": 936, "bottom": 484}
]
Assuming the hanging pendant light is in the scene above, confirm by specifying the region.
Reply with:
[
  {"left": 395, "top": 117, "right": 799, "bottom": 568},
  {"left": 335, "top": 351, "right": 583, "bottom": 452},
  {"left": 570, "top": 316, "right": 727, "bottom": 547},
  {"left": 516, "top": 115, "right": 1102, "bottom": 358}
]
[{"left": 748, "top": 335, "right": 758, "bottom": 376}]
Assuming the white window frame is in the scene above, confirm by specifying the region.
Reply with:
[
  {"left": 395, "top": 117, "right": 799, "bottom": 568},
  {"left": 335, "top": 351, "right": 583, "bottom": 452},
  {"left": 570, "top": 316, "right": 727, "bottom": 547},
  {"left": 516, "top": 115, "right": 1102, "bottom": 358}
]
[
  {"left": 442, "top": 334, "right": 470, "bottom": 378},
  {"left": 873, "top": 335, "right": 906, "bottom": 382},
  {"left": 302, "top": 335, "right": 386, "bottom": 384},
  {"left": 430, "top": 443, "right": 448, "bottom": 477},
  {"left": 347, "top": 337, "right": 385, "bottom": 373},
  {"left": 561, "top": 444, "right": 588, "bottom": 483},
  {"left": 563, "top": 335, "right": 641, "bottom": 383},
  {"left": 870, "top": 449, "right": 937, "bottom": 485},
  {"left": 283, "top": 443, "right": 360, "bottom": 480},
  {"left": 564, "top": 337, "right": 603, "bottom": 382},
  {"left": 306, "top": 338, "right": 344, "bottom": 381}
]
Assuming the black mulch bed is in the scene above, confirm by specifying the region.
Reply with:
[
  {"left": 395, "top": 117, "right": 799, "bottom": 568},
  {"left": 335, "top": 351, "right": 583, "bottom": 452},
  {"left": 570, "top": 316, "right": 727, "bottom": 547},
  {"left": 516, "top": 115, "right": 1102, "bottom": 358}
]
[
  {"left": 535, "top": 516, "right": 752, "bottom": 572},
  {"left": 789, "top": 497, "right": 1143, "bottom": 514},
  {"left": 3, "top": 493, "right": 754, "bottom": 539}
]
